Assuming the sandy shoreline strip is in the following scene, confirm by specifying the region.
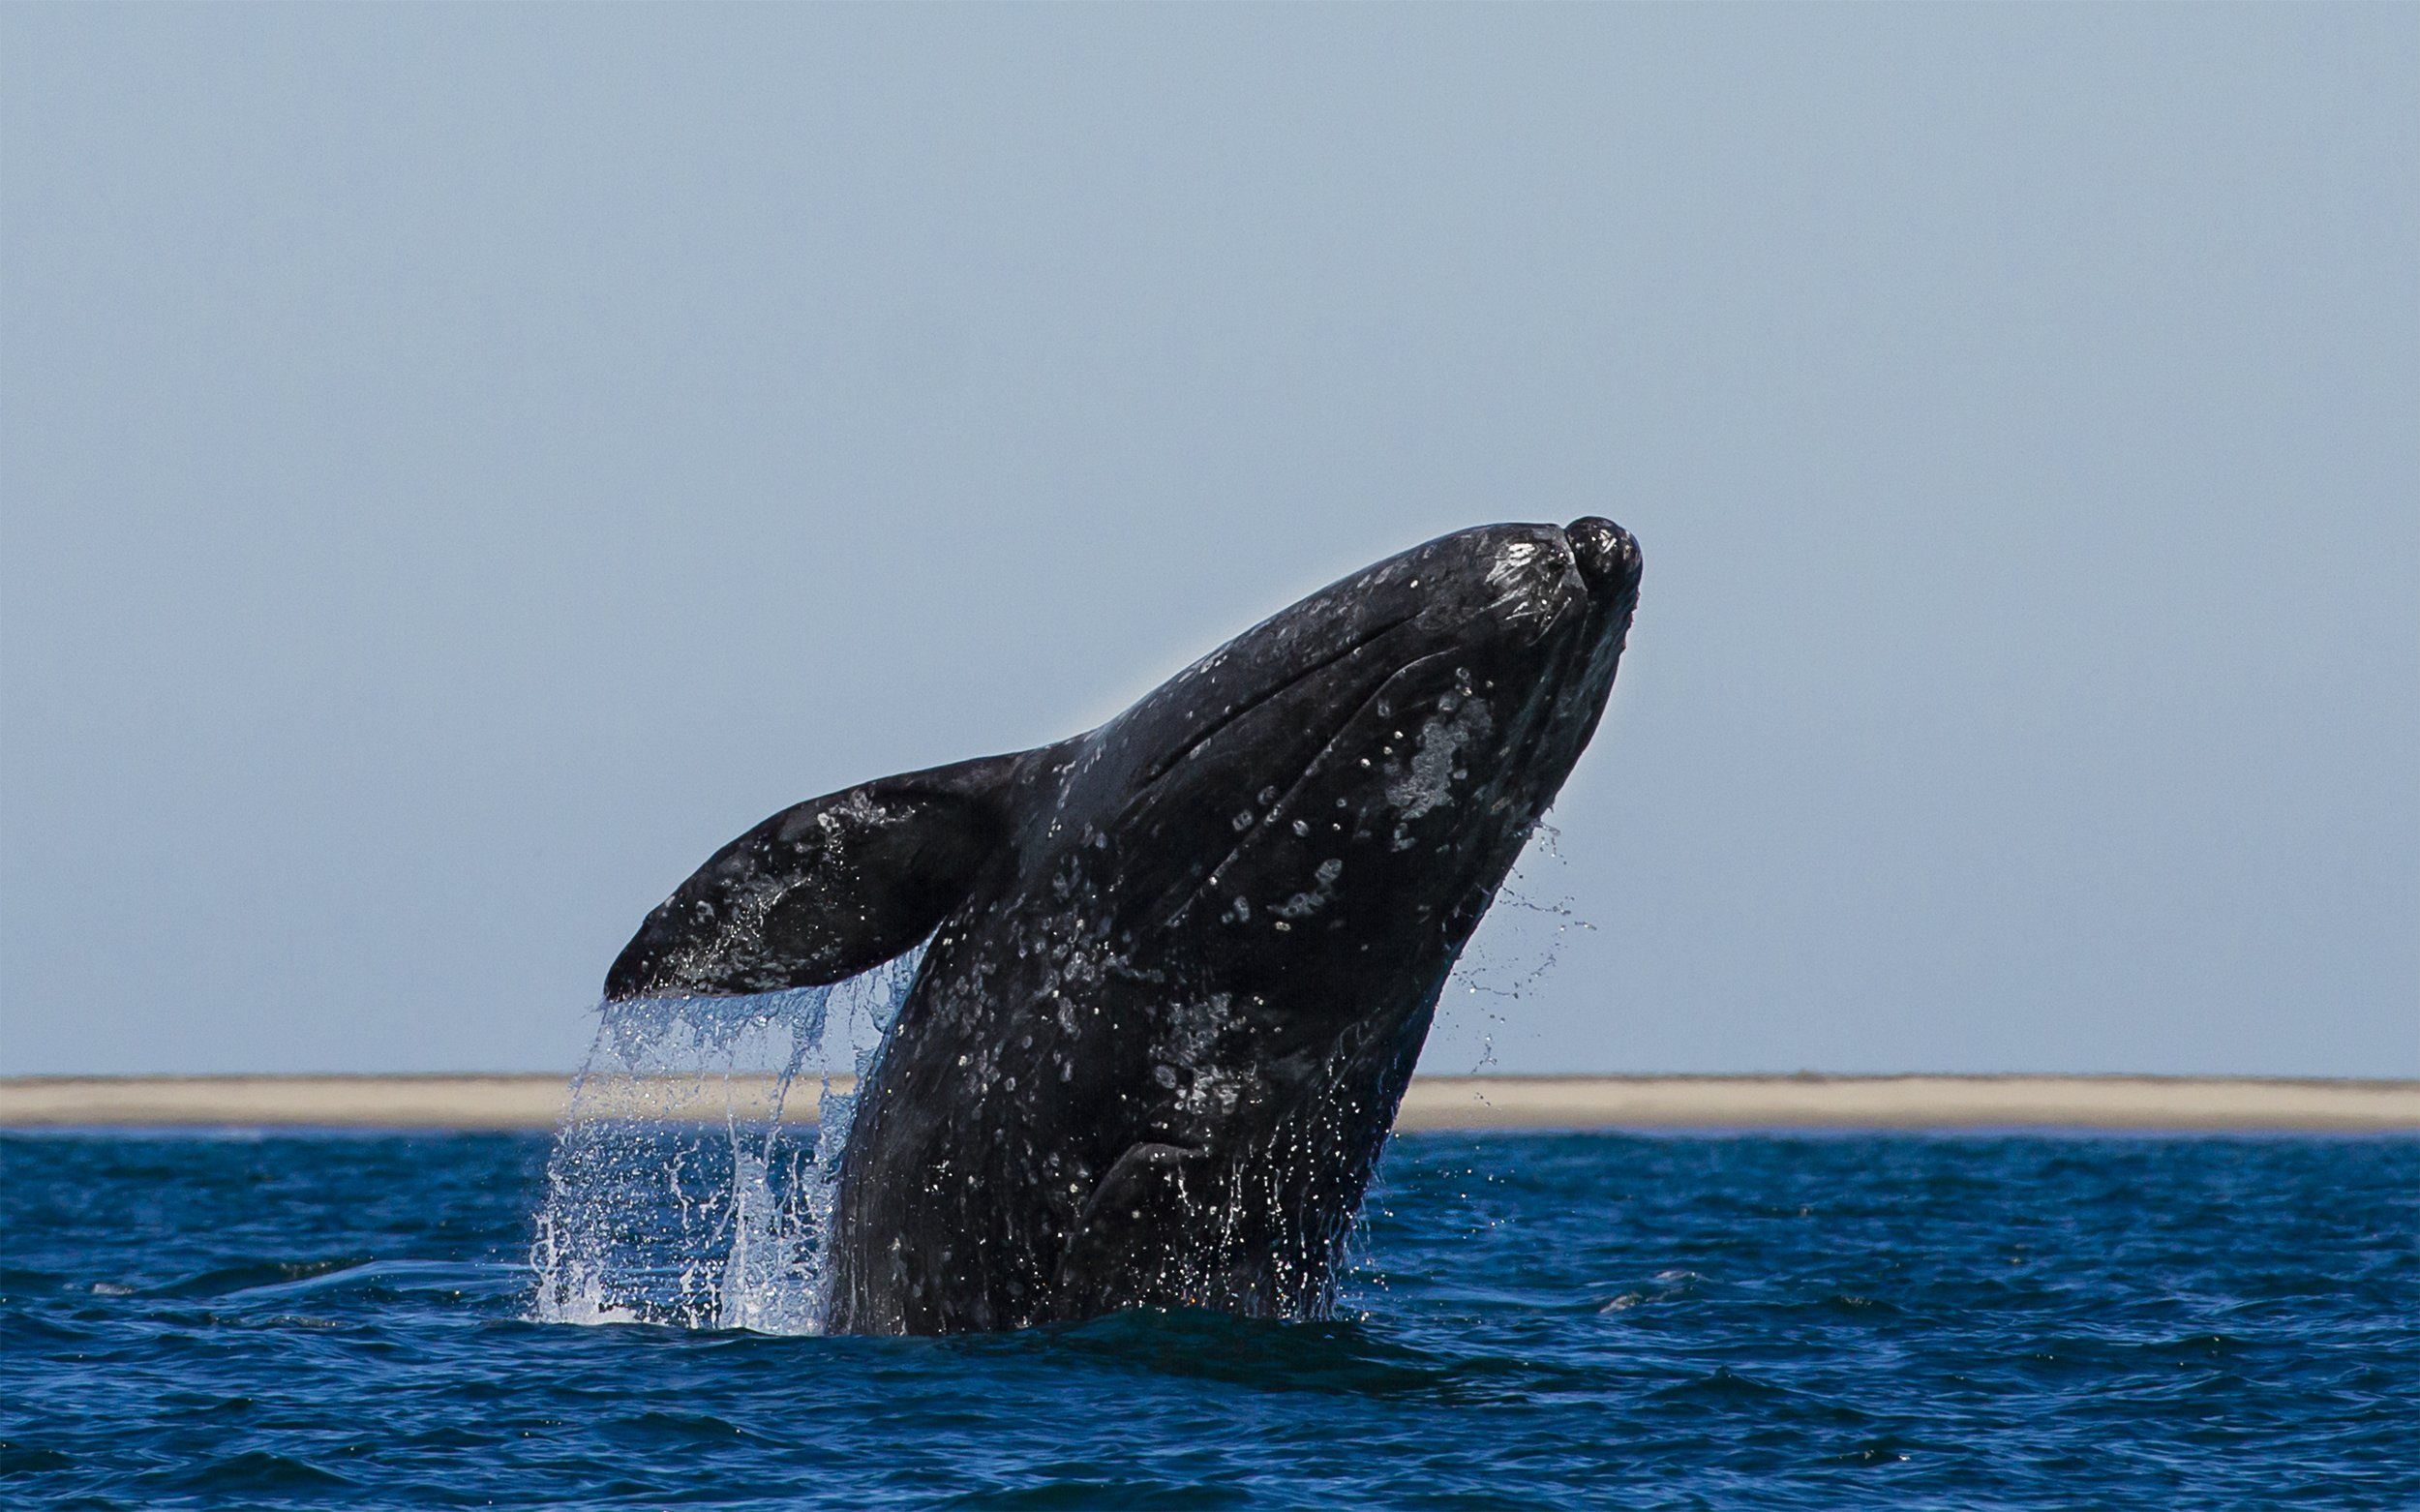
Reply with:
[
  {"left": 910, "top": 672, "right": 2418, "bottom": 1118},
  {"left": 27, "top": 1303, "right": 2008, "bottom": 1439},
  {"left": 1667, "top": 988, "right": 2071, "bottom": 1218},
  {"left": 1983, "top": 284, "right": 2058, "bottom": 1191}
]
[{"left": 2, "top": 1074, "right": 2414, "bottom": 1132}]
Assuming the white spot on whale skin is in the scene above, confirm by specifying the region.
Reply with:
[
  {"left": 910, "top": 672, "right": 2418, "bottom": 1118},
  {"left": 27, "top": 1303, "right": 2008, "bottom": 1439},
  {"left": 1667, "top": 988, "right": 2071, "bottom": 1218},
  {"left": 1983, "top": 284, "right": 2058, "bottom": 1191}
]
[
  {"left": 1383, "top": 699, "right": 1495, "bottom": 847},
  {"left": 1485, "top": 539, "right": 1541, "bottom": 590},
  {"left": 1271, "top": 858, "right": 1345, "bottom": 920}
]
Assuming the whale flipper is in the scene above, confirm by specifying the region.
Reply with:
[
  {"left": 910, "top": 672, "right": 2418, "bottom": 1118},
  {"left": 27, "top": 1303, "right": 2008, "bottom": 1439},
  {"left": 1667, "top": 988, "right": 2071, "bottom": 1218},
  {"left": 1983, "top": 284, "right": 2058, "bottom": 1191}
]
[
  {"left": 1052, "top": 1141, "right": 1211, "bottom": 1310},
  {"left": 603, "top": 751, "right": 1025, "bottom": 1000}
]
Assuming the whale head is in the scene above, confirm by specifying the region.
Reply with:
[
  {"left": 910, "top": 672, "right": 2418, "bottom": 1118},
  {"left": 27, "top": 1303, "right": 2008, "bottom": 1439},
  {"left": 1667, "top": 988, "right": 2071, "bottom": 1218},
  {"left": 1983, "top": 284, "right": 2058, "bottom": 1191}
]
[{"left": 1061, "top": 517, "right": 1641, "bottom": 1088}]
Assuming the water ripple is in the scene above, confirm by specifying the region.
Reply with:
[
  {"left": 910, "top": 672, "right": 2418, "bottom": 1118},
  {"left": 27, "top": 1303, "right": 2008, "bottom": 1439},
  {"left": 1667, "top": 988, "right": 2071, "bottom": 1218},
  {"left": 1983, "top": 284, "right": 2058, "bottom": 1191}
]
[{"left": 3, "top": 1131, "right": 2415, "bottom": 1509}]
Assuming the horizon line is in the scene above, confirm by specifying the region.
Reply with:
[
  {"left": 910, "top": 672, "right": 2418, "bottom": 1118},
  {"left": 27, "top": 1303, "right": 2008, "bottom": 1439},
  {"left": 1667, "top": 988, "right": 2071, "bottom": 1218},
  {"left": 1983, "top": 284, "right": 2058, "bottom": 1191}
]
[{"left": 6, "top": 1073, "right": 2414, "bottom": 1134}]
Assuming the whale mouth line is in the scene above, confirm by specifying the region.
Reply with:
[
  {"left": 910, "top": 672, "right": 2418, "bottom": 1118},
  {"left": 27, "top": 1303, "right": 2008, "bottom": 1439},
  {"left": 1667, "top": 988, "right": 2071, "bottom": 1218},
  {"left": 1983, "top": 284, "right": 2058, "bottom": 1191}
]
[
  {"left": 1135, "top": 611, "right": 1419, "bottom": 792},
  {"left": 1165, "top": 643, "right": 1466, "bottom": 929}
]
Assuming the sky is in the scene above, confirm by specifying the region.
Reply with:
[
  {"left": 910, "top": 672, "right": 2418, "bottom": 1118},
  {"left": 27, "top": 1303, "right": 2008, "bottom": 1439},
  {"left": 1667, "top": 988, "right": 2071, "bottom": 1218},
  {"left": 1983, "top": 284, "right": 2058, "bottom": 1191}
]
[{"left": 2, "top": 6, "right": 2413, "bottom": 1079}]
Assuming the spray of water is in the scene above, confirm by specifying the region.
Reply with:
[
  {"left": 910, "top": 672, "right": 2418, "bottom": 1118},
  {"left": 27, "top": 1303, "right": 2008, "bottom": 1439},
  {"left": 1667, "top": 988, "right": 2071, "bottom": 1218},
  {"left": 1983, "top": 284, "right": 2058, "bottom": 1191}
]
[
  {"left": 1433, "top": 823, "right": 1593, "bottom": 1077},
  {"left": 529, "top": 947, "right": 923, "bottom": 1334},
  {"left": 1340, "top": 825, "right": 1587, "bottom": 1306}
]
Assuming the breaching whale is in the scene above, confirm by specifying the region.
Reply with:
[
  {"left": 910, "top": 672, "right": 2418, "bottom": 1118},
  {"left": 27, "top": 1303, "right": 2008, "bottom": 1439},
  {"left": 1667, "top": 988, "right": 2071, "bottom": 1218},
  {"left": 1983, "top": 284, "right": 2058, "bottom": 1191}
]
[{"left": 606, "top": 519, "right": 1642, "bottom": 1334}]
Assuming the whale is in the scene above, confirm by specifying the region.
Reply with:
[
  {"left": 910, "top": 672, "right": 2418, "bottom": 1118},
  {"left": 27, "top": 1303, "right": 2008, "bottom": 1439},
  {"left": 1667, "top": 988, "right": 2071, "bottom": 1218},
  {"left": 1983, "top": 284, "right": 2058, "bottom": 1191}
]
[{"left": 605, "top": 518, "right": 1642, "bottom": 1334}]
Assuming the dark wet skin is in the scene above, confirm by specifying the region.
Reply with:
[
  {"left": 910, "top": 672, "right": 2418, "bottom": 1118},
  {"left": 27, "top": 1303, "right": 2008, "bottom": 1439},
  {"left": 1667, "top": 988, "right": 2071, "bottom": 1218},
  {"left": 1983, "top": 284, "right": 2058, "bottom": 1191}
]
[{"left": 606, "top": 520, "right": 1642, "bottom": 1334}]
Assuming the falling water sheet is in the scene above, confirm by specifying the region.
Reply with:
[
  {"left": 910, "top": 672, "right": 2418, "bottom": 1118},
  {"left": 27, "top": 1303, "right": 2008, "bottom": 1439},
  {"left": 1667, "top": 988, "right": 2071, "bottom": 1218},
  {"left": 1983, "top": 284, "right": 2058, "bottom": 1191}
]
[{"left": 529, "top": 947, "right": 923, "bottom": 1335}]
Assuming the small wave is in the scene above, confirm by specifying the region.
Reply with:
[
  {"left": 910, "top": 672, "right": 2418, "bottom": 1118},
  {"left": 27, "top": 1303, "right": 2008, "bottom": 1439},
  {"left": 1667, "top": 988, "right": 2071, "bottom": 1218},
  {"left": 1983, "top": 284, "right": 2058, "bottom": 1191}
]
[
  {"left": 0, "top": 1444, "right": 75, "bottom": 1476},
  {"left": 138, "top": 1449, "right": 353, "bottom": 1495},
  {"left": 1814, "top": 1437, "right": 1915, "bottom": 1468},
  {"left": 220, "top": 1258, "right": 516, "bottom": 1303},
  {"left": 609, "top": 1408, "right": 756, "bottom": 1445},
  {"left": 0, "top": 1264, "right": 67, "bottom": 1294},
  {"left": 1652, "top": 1365, "right": 1790, "bottom": 1403},
  {"left": 1034, "top": 1308, "right": 1465, "bottom": 1400},
  {"left": 146, "top": 1255, "right": 373, "bottom": 1299}
]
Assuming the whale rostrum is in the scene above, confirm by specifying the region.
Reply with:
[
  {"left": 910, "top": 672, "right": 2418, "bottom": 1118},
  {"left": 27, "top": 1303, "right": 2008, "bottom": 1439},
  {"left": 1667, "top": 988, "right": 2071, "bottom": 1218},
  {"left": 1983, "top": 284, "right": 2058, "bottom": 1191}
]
[{"left": 606, "top": 519, "right": 1643, "bottom": 1334}]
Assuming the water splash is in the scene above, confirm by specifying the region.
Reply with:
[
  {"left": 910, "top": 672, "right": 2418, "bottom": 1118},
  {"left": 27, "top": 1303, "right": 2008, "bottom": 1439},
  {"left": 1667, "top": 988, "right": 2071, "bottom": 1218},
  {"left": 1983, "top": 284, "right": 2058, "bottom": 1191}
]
[
  {"left": 1431, "top": 822, "right": 1593, "bottom": 1077},
  {"left": 529, "top": 947, "right": 923, "bottom": 1334}
]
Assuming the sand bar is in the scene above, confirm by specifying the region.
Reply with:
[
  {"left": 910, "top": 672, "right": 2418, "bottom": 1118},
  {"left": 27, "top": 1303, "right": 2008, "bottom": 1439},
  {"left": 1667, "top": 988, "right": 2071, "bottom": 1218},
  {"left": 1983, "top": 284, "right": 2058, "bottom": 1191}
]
[{"left": 3, "top": 1074, "right": 2414, "bottom": 1132}]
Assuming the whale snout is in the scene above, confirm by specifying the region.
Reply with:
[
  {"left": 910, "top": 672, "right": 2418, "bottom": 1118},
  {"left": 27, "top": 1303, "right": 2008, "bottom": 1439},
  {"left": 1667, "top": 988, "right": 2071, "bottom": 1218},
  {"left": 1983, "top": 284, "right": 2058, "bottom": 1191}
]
[
  {"left": 1446, "top": 520, "right": 1638, "bottom": 647},
  {"left": 1564, "top": 517, "right": 1641, "bottom": 602}
]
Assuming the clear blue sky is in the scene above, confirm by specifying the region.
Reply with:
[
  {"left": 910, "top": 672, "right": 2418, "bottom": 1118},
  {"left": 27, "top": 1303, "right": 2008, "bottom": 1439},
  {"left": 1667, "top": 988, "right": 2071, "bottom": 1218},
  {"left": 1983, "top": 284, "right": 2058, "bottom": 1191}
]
[{"left": 3, "top": 7, "right": 2412, "bottom": 1077}]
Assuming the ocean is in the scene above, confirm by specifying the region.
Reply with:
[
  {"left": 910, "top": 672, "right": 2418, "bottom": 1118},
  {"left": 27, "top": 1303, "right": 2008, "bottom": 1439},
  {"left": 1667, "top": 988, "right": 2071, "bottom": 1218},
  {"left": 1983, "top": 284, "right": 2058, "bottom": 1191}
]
[{"left": 4, "top": 1128, "right": 2413, "bottom": 1509}]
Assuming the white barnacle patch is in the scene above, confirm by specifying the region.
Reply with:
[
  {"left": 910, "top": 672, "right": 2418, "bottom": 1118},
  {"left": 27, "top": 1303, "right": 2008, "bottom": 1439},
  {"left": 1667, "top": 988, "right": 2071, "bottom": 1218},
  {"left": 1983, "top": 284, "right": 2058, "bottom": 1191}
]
[
  {"left": 1271, "top": 858, "right": 1345, "bottom": 920},
  {"left": 1184, "top": 1065, "right": 1248, "bottom": 1120},
  {"left": 1485, "top": 538, "right": 1542, "bottom": 590},
  {"left": 1156, "top": 992, "right": 1251, "bottom": 1123},
  {"left": 1381, "top": 699, "right": 1495, "bottom": 850}
]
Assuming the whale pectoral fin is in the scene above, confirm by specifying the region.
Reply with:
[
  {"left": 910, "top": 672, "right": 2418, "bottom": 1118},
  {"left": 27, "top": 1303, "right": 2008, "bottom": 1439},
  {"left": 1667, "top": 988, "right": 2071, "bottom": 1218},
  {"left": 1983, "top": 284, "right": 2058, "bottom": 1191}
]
[
  {"left": 604, "top": 751, "right": 1026, "bottom": 1000},
  {"left": 1053, "top": 1141, "right": 1210, "bottom": 1311}
]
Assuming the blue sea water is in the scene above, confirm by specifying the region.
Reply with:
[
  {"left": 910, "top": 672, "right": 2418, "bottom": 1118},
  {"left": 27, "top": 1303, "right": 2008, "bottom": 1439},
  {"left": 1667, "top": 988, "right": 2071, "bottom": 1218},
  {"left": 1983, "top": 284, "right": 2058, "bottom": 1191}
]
[{"left": 3, "top": 1129, "right": 2414, "bottom": 1509}]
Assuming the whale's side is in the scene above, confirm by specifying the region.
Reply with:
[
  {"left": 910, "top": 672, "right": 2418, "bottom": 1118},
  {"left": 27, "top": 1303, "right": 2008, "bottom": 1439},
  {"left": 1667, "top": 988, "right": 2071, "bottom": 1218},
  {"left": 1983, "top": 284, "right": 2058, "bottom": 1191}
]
[{"left": 607, "top": 519, "right": 1642, "bottom": 1334}]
